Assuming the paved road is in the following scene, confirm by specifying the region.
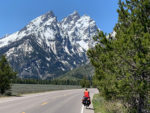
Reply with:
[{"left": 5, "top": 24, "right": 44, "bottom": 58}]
[{"left": 0, "top": 88, "right": 98, "bottom": 113}]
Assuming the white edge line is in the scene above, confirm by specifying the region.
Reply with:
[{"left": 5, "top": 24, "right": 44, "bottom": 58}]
[{"left": 81, "top": 104, "right": 84, "bottom": 113}]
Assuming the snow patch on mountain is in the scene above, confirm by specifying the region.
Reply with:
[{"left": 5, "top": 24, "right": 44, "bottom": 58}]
[
  {"left": 0, "top": 32, "right": 19, "bottom": 48},
  {"left": 0, "top": 11, "right": 98, "bottom": 79}
]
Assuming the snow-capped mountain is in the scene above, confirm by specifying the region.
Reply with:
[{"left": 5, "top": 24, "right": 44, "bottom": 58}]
[{"left": 0, "top": 11, "right": 98, "bottom": 79}]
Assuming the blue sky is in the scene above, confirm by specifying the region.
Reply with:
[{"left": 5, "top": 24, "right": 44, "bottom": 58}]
[{"left": 0, "top": 0, "right": 118, "bottom": 38}]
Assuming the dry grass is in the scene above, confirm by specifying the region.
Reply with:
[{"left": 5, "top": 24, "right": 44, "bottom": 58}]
[
  {"left": 92, "top": 94, "right": 127, "bottom": 113},
  {"left": 9, "top": 84, "right": 81, "bottom": 96}
]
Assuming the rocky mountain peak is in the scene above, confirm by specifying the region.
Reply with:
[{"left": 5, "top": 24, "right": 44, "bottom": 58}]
[
  {"left": 27, "top": 11, "right": 57, "bottom": 29},
  {"left": 60, "top": 11, "right": 80, "bottom": 26},
  {"left": 69, "top": 11, "right": 80, "bottom": 20},
  {"left": 44, "top": 11, "right": 56, "bottom": 18},
  {"left": 0, "top": 11, "right": 98, "bottom": 79}
]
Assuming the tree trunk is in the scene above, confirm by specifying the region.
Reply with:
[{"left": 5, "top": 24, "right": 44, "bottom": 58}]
[
  {"left": 137, "top": 94, "right": 144, "bottom": 113},
  {"left": 0, "top": 88, "right": 5, "bottom": 95}
]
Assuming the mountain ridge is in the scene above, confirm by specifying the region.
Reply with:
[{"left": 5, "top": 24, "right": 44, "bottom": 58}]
[{"left": 0, "top": 11, "right": 98, "bottom": 79}]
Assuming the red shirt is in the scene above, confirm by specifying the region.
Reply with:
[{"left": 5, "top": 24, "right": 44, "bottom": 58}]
[{"left": 84, "top": 91, "right": 89, "bottom": 97}]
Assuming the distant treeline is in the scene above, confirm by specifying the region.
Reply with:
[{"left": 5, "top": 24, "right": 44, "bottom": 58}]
[{"left": 12, "top": 78, "right": 81, "bottom": 85}]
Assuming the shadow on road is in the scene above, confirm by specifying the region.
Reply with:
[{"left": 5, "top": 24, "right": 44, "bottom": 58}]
[{"left": 86, "top": 107, "right": 94, "bottom": 110}]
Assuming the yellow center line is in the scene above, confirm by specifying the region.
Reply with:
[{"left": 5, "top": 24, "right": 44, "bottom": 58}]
[
  {"left": 41, "top": 102, "right": 48, "bottom": 106},
  {"left": 22, "top": 112, "right": 25, "bottom": 113}
]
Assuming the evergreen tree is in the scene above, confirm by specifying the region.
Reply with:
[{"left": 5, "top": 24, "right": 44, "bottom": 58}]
[
  {"left": 0, "top": 55, "right": 17, "bottom": 94},
  {"left": 80, "top": 77, "right": 90, "bottom": 88},
  {"left": 87, "top": 0, "right": 150, "bottom": 112}
]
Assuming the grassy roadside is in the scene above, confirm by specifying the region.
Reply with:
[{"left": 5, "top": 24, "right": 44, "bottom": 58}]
[
  {"left": 1, "top": 84, "right": 81, "bottom": 97},
  {"left": 92, "top": 94, "right": 126, "bottom": 113}
]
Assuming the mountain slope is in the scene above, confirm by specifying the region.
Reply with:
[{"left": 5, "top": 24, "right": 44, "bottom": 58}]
[
  {"left": 0, "top": 11, "right": 98, "bottom": 79},
  {"left": 58, "top": 63, "right": 94, "bottom": 81}
]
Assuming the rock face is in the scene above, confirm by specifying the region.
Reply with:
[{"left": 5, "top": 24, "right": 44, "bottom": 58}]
[{"left": 0, "top": 11, "right": 98, "bottom": 79}]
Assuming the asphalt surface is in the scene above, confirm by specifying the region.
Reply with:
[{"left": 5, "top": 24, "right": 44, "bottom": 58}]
[{"left": 0, "top": 88, "right": 98, "bottom": 113}]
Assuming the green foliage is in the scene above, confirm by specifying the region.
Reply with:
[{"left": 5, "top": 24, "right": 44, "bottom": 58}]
[
  {"left": 0, "top": 55, "right": 17, "bottom": 94},
  {"left": 58, "top": 63, "right": 94, "bottom": 81},
  {"left": 88, "top": 0, "right": 150, "bottom": 112},
  {"left": 80, "top": 77, "right": 91, "bottom": 88},
  {"left": 12, "top": 78, "right": 80, "bottom": 85},
  {"left": 57, "top": 63, "right": 94, "bottom": 87},
  {"left": 93, "top": 94, "right": 127, "bottom": 113}
]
